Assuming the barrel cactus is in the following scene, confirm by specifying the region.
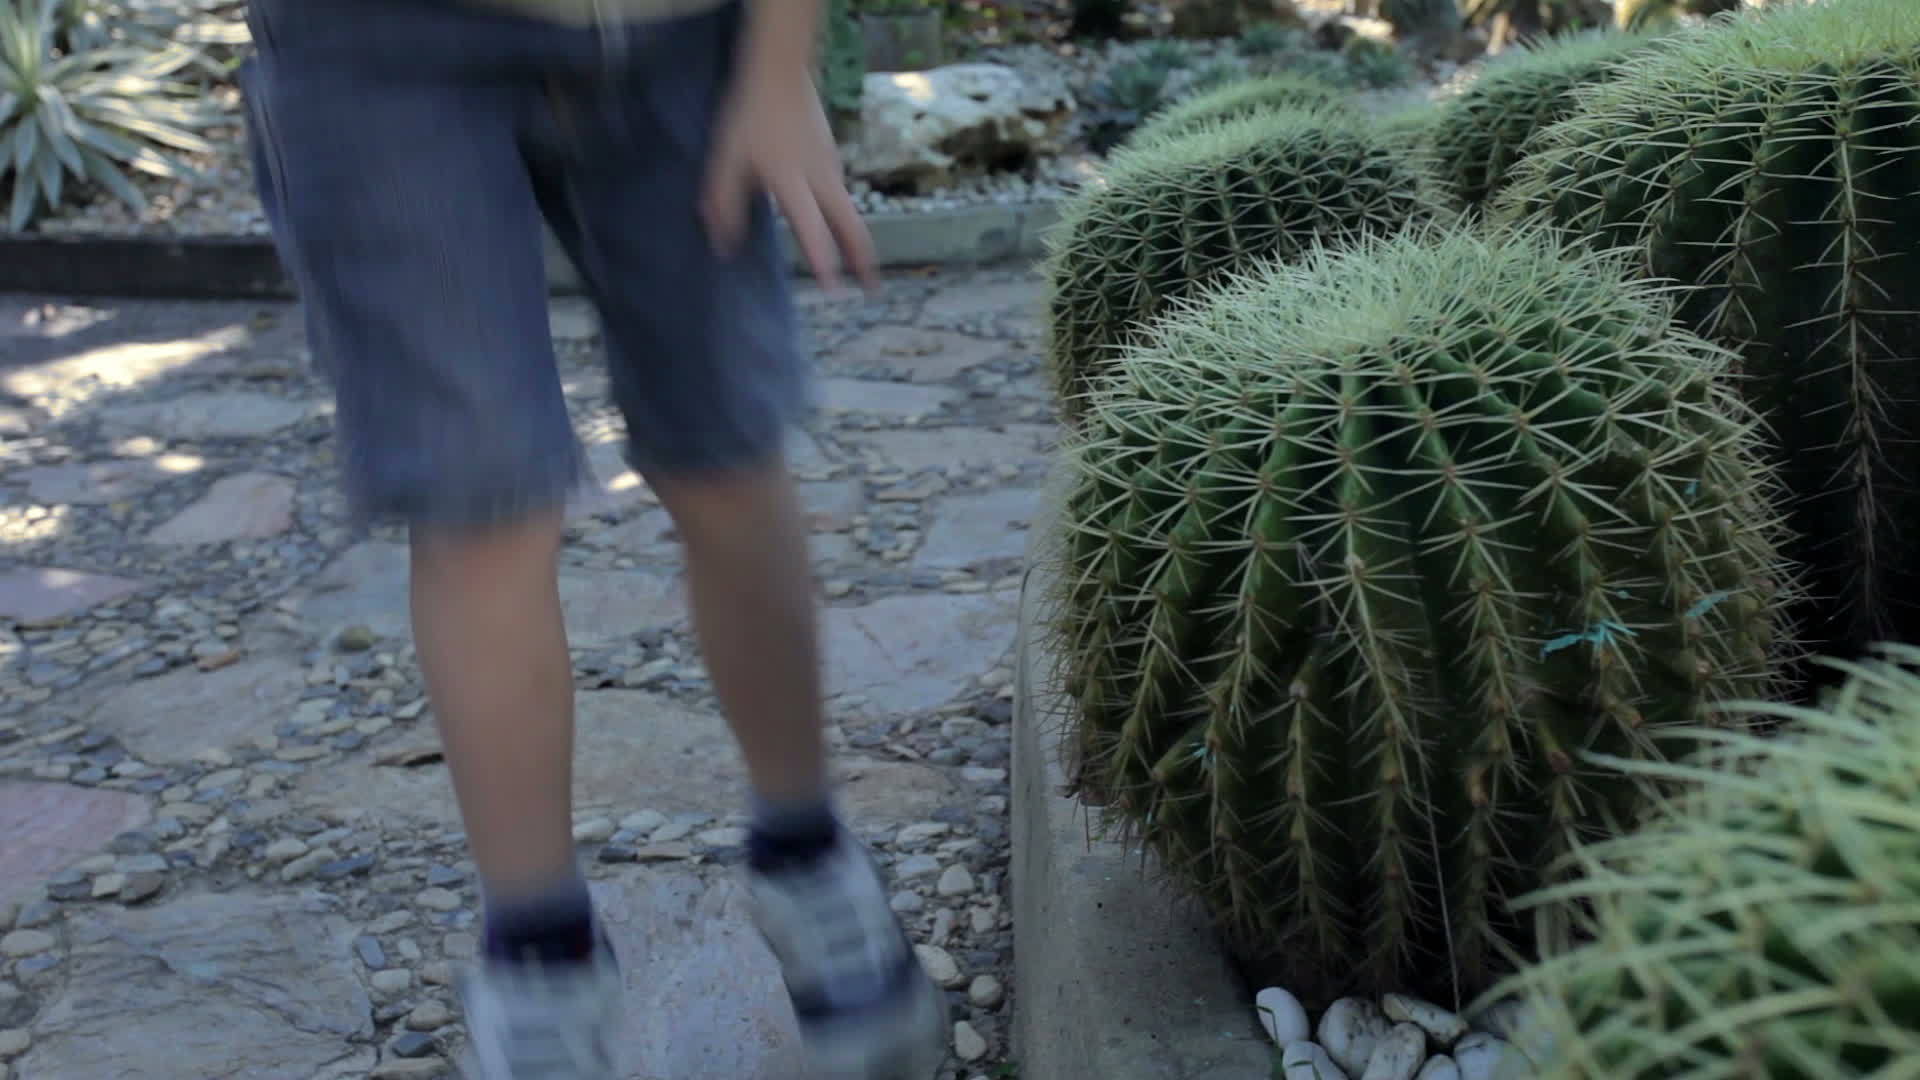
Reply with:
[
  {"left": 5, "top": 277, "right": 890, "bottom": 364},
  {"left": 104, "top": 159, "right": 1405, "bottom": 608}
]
[
  {"left": 1487, "top": 643, "right": 1920, "bottom": 1078},
  {"left": 1429, "top": 28, "right": 1652, "bottom": 209},
  {"left": 1126, "top": 73, "right": 1349, "bottom": 147},
  {"left": 1040, "top": 225, "right": 1793, "bottom": 1005},
  {"left": 1497, "top": 0, "right": 1920, "bottom": 684},
  {"left": 1043, "top": 109, "right": 1449, "bottom": 423}
]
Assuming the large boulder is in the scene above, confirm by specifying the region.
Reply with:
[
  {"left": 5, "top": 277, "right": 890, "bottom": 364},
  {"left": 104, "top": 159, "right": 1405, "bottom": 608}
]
[{"left": 843, "top": 63, "right": 1075, "bottom": 195}]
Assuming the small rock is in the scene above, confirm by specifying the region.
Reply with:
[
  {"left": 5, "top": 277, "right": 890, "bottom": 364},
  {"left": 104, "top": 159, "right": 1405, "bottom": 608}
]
[
  {"left": 1319, "top": 998, "right": 1390, "bottom": 1077},
  {"left": 968, "top": 974, "right": 1004, "bottom": 1009},
  {"left": 952, "top": 1021, "right": 988, "bottom": 1063},
  {"left": 650, "top": 821, "right": 693, "bottom": 843},
  {"left": 1283, "top": 1041, "right": 1349, "bottom": 1080},
  {"left": 369, "top": 968, "right": 413, "bottom": 997},
  {"left": 890, "top": 891, "right": 924, "bottom": 914},
  {"left": 619, "top": 810, "right": 666, "bottom": 834},
  {"left": 1256, "top": 986, "right": 1312, "bottom": 1047},
  {"left": 0, "top": 1029, "right": 28, "bottom": 1060},
  {"left": 0, "top": 931, "right": 53, "bottom": 959},
  {"left": 696, "top": 826, "right": 747, "bottom": 848},
  {"left": 1360, "top": 1023, "right": 1427, "bottom": 1080},
  {"left": 1385, "top": 993, "right": 1468, "bottom": 1046},
  {"left": 370, "top": 1060, "right": 448, "bottom": 1079},
  {"left": 389, "top": 1031, "right": 438, "bottom": 1058},
  {"left": 914, "top": 944, "right": 963, "bottom": 989},
  {"left": 896, "top": 854, "right": 941, "bottom": 880},
  {"left": 118, "top": 872, "right": 167, "bottom": 905},
  {"left": 416, "top": 888, "right": 462, "bottom": 912},
  {"left": 265, "top": 837, "right": 311, "bottom": 862},
  {"left": 572, "top": 818, "right": 615, "bottom": 844},
  {"left": 407, "top": 1001, "right": 457, "bottom": 1031},
  {"left": 90, "top": 873, "right": 127, "bottom": 899},
  {"left": 1453, "top": 1033, "right": 1528, "bottom": 1080},
  {"left": 1416, "top": 1057, "right": 1462, "bottom": 1080},
  {"left": 935, "top": 864, "right": 975, "bottom": 896},
  {"left": 337, "top": 625, "right": 378, "bottom": 652}
]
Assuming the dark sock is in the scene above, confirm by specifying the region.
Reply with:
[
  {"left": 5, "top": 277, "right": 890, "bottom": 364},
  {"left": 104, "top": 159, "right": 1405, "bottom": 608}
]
[
  {"left": 746, "top": 793, "right": 839, "bottom": 871},
  {"left": 482, "top": 874, "right": 597, "bottom": 967}
]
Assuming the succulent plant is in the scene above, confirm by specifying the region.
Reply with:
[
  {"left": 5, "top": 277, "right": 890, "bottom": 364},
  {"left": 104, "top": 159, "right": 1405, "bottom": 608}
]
[
  {"left": 1043, "top": 108, "right": 1449, "bottom": 422},
  {"left": 1, "top": 0, "right": 216, "bottom": 230},
  {"left": 817, "top": 0, "right": 865, "bottom": 133},
  {"left": 1038, "top": 225, "right": 1794, "bottom": 1006},
  {"left": 1486, "top": 642, "right": 1920, "bottom": 1078},
  {"left": 1429, "top": 28, "right": 1651, "bottom": 209},
  {"left": 1126, "top": 72, "right": 1349, "bottom": 146},
  {"left": 1497, "top": 0, "right": 1920, "bottom": 686}
]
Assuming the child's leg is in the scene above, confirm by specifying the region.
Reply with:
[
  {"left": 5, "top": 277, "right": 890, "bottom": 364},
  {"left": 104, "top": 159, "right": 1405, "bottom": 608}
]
[
  {"left": 532, "top": 5, "right": 944, "bottom": 1075},
  {"left": 243, "top": 2, "right": 620, "bottom": 1076}
]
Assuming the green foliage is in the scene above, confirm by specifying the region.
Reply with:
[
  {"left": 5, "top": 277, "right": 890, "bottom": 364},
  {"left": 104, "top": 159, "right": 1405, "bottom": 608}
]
[
  {"left": 1616, "top": 0, "right": 1743, "bottom": 30},
  {"left": 1429, "top": 28, "right": 1650, "bottom": 209},
  {"left": 1241, "top": 21, "right": 1300, "bottom": 56},
  {"left": 1041, "top": 225, "right": 1793, "bottom": 1004},
  {"left": 1487, "top": 643, "right": 1920, "bottom": 1078},
  {"left": 1081, "top": 58, "right": 1174, "bottom": 153},
  {"left": 1382, "top": 0, "right": 1460, "bottom": 38},
  {"left": 1185, "top": 59, "right": 1249, "bottom": 97},
  {"left": 1138, "top": 38, "right": 1194, "bottom": 75},
  {"left": 1340, "top": 35, "right": 1417, "bottom": 88},
  {"left": 1497, "top": 0, "right": 1920, "bottom": 682},
  {"left": 1126, "top": 72, "right": 1349, "bottom": 146},
  {"left": 818, "top": 0, "right": 866, "bottom": 123},
  {"left": 0, "top": 0, "right": 215, "bottom": 231},
  {"left": 1043, "top": 108, "right": 1450, "bottom": 420}
]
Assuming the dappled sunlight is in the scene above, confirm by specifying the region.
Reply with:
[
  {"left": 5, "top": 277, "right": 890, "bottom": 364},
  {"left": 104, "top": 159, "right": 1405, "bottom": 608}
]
[
  {"left": 885, "top": 70, "right": 938, "bottom": 103},
  {"left": 3, "top": 325, "right": 252, "bottom": 416},
  {"left": 0, "top": 504, "right": 74, "bottom": 546}
]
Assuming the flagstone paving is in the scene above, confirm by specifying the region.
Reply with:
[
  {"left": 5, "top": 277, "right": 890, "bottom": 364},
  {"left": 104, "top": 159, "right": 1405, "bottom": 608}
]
[{"left": 0, "top": 267, "right": 1050, "bottom": 1080}]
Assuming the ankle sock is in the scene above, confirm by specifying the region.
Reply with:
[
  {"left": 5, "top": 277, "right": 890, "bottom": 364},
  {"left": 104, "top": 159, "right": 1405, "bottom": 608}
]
[
  {"left": 746, "top": 792, "right": 839, "bottom": 870},
  {"left": 482, "top": 873, "right": 597, "bottom": 967}
]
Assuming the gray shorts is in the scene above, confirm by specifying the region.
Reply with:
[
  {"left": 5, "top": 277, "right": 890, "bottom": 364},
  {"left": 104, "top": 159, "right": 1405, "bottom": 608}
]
[{"left": 240, "top": 0, "right": 806, "bottom": 529}]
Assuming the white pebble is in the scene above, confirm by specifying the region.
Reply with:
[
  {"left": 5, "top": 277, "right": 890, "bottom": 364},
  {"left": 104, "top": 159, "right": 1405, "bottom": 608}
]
[
  {"left": 1384, "top": 993, "right": 1468, "bottom": 1046},
  {"left": 1255, "top": 986, "right": 1311, "bottom": 1047},
  {"left": 571, "top": 817, "right": 615, "bottom": 843},
  {"left": 968, "top": 974, "right": 1004, "bottom": 1009},
  {"left": 1282, "top": 1041, "right": 1349, "bottom": 1080},
  {"left": 1319, "top": 998, "right": 1390, "bottom": 1077},
  {"left": 914, "top": 944, "right": 964, "bottom": 988},
  {"left": 952, "top": 1021, "right": 989, "bottom": 1062},
  {"left": 1453, "top": 1032, "right": 1530, "bottom": 1080},
  {"left": 1360, "top": 1022, "right": 1427, "bottom": 1080},
  {"left": 936, "top": 864, "right": 976, "bottom": 896},
  {"left": 1416, "top": 1056, "right": 1461, "bottom": 1080}
]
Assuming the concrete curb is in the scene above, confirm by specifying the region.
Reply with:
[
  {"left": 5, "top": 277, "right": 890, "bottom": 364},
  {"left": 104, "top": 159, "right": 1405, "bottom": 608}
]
[
  {"left": 0, "top": 201, "right": 1063, "bottom": 300},
  {"left": 1011, "top": 474, "right": 1274, "bottom": 1080}
]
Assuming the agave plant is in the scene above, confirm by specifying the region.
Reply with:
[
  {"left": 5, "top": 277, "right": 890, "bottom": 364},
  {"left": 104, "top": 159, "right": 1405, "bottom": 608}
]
[{"left": 0, "top": 0, "right": 214, "bottom": 230}]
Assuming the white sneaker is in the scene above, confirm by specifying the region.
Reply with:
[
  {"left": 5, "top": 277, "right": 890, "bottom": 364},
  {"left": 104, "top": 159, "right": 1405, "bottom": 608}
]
[
  {"left": 456, "top": 934, "right": 623, "bottom": 1080},
  {"left": 743, "top": 829, "right": 948, "bottom": 1079}
]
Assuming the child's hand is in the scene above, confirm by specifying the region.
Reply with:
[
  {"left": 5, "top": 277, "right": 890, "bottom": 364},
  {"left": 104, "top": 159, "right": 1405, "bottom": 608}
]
[{"left": 702, "top": 70, "right": 876, "bottom": 294}]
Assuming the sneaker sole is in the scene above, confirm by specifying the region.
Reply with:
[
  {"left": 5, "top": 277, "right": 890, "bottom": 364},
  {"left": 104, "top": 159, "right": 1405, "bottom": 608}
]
[{"left": 800, "top": 966, "right": 948, "bottom": 1080}]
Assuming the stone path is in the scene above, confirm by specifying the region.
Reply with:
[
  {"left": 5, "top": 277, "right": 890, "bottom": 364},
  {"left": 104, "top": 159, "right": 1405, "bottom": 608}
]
[{"left": 0, "top": 268, "right": 1050, "bottom": 1080}]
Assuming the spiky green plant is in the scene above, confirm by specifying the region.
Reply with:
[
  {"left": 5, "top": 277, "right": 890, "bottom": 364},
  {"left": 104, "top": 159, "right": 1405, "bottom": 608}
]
[
  {"left": 1497, "top": 0, "right": 1920, "bottom": 686},
  {"left": 1044, "top": 108, "right": 1449, "bottom": 422},
  {"left": 1429, "top": 28, "right": 1650, "bottom": 209},
  {"left": 1486, "top": 643, "right": 1920, "bottom": 1078},
  {"left": 1040, "top": 225, "right": 1794, "bottom": 1006},
  {"left": 1126, "top": 72, "right": 1349, "bottom": 146},
  {"left": 0, "top": 0, "right": 214, "bottom": 231},
  {"left": 817, "top": 0, "right": 865, "bottom": 134}
]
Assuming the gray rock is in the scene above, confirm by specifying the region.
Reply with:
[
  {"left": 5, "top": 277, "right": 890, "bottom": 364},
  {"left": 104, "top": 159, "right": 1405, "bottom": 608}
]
[
  {"left": 1319, "top": 998, "right": 1390, "bottom": 1077},
  {"left": 0, "top": 568, "right": 145, "bottom": 622},
  {"left": 1256, "top": 986, "right": 1311, "bottom": 1047},
  {"left": 1385, "top": 993, "right": 1468, "bottom": 1046},
  {"left": 100, "top": 392, "right": 309, "bottom": 440},
  {"left": 915, "top": 488, "right": 1041, "bottom": 569},
  {"left": 821, "top": 591, "right": 1018, "bottom": 715},
  {"left": 0, "top": 781, "right": 151, "bottom": 912},
  {"left": 1416, "top": 1056, "right": 1462, "bottom": 1080},
  {"left": 147, "top": 472, "right": 296, "bottom": 544},
  {"left": 1361, "top": 1023, "right": 1428, "bottom": 1080},
  {"left": 14, "top": 892, "right": 372, "bottom": 1079},
  {"left": 1453, "top": 1033, "right": 1530, "bottom": 1080},
  {"left": 87, "top": 657, "right": 308, "bottom": 765}
]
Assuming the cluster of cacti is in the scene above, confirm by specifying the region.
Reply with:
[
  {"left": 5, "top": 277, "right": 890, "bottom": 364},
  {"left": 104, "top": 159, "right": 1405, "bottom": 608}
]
[
  {"left": 1428, "top": 28, "right": 1651, "bottom": 209},
  {"left": 1125, "top": 73, "right": 1350, "bottom": 147},
  {"left": 1485, "top": 644, "right": 1920, "bottom": 1078},
  {"left": 1497, "top": 0, "right": 1920, "bottom": 683},
  {"left": 1042, "top": 108, "right": 1450, "bottom": 422},
  {"left": 1040, "top": 225, "right": 1792, "bottom": 1003}
]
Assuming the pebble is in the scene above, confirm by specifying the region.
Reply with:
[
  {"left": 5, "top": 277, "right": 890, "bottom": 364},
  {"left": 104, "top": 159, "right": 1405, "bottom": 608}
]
[
  {"left": 1384, "top": 993, "right": 1468, "bottom": 1046},
  {"left": 406, "top": 1001, "right": 457, "bottom": 1031},
  {"left": 968, "top": 974, "right": 1004, "bottom": 1009},
  {"left": 416, "top": 888, "right": 463, "bottom": 912},
  {"left": 914, "top": 944, "right": 964, "bottom": 989},
  {"left": 1416, "top": 1057, "right": 1461, "bottom": 1080},
  {"left": 1453, "top": 1033, "right": 1527, "bottom": 1080},
  {"left": 1360, "top": 1023, "right": 1427, "bottom": 1080},
  {"left": 1256, "top": 986, "right": 1311, "bottom": 1047},
  {"left": 896, "top": 854, "right": 942, "bottom": 881},
  {"left": 389, "top": 1031, "right": 438, "bottom": 1058},
  {"left": 0, "top": 931, "right": 53, "bottom": 959},
  {"left": 890, "top": 891, "right": 925, "bottom": 914},
  {"left": 651, "top": 821, "right": 693, "bottom": 843},
  {"left": 0, "top": 1030, "right": 27, "bottom": 1060},
  {"left": 1319, "top": 998, "right": 1390, "bottom": 1077},
  {"left": 1283, "top": 1041, "right": 1349, "bottom": 1080},
  {"left": 119, "top": 872, "right": 167, "bottom": 904},
  {"left": 369, "top": 968, "right": 413, "bottom": 997},
  {"left": 265, "top": 837, "right": 311, "bottom": 862},
  {"left": 370, "top": 1060, "right": 448, "bottom": 1079},
  {"left": 952, "top": 1021, "right": 988, "bottom": 1063},
  {"left": 936, "top": 864, "right": 975, "bottom": 896},
  {"left": 620, "top": 810, "right": 666, "bottom": 834}
]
